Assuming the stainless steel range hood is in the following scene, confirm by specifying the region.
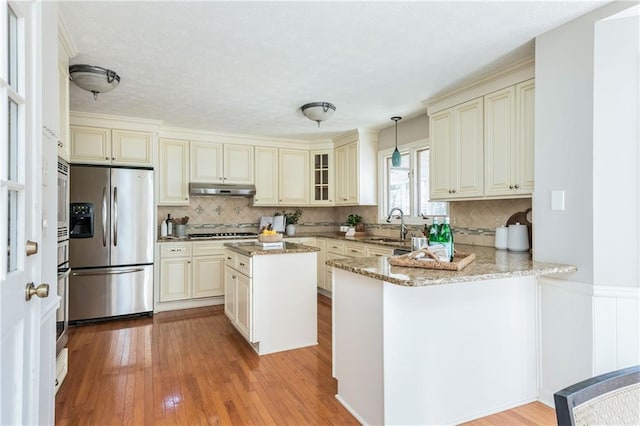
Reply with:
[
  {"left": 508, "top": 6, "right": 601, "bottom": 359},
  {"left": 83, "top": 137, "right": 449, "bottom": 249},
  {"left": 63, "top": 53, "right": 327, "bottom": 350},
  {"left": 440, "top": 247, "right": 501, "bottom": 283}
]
[{"left": 189, "top": 182, "right": 256, "bottom": 197}]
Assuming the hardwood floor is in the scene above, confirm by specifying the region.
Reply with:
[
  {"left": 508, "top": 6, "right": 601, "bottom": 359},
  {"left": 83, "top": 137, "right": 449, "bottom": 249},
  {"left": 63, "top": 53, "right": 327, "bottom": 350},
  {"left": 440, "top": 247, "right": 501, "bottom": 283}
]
[{"left": 56, "top": 295, "right": 556, "bottom": 425}]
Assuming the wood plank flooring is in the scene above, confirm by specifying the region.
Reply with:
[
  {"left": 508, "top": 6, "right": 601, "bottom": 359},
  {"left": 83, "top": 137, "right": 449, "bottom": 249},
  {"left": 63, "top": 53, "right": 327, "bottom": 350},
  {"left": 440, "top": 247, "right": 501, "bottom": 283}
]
[{"left": 56, "top": 295, "right": 556, "bottom": 425}]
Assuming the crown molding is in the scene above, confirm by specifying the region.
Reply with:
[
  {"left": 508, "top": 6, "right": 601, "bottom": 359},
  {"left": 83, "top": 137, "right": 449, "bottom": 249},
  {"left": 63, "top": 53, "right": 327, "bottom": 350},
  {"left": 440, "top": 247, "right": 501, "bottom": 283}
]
[
  {"left": 57, "top": 12, "right": 78, "bottom": 59},
  {"left": 422, "top": 56, "right": 535, "bottom": 115}
]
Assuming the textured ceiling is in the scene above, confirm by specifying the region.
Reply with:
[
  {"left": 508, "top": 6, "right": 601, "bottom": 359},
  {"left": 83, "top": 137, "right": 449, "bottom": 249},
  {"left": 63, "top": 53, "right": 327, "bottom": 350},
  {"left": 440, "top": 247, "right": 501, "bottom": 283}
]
[{"left": 59, "top": 1, "right": 608, "bottom": 141}]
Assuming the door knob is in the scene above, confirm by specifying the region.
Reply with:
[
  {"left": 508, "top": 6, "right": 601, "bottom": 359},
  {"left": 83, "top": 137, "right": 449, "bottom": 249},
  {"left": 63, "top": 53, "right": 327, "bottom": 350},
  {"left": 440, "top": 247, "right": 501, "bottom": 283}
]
[
  {"left": 25, "top": 283, "right": 49, "bottom": 301},
  {"left": 25, "top": 240, "right": 38, "bottom": 256}
]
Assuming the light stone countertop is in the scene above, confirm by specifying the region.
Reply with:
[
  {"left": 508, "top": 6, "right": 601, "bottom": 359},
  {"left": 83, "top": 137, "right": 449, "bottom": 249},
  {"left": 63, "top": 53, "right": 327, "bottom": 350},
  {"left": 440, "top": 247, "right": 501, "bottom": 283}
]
[
  {"left": 223, "top": 241, "right": 320, "bottom": 257},
  {"left": 326, "top": 244, "right": 577, "bottom": 287}
]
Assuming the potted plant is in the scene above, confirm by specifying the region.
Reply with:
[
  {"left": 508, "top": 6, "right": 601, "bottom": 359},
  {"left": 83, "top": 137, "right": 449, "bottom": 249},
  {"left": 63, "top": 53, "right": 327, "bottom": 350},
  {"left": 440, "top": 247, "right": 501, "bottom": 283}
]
[
  {"left": 346, "top": 214, "right": 365, "bottom": 233},
  {"left": 276, "top": 209, "right": 303, "bottom": 236}
]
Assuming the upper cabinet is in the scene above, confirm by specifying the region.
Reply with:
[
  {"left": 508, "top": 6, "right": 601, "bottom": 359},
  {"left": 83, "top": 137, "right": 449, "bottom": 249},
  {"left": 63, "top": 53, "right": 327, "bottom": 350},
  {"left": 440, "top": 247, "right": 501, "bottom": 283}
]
[
  {"left": 430, "top": 97, "right": 484, "bottom": 200},
  {"left": 254, "top": 146, "right": 279, "bottom": 206},
  {"left": 428, "top": 70, "right": 535, "bottom": 202},
  {"left": 278, "top": 149, "right": 309, "bottom": 205},
  {"left": 310, "top": 150, "right": 333, "bottom": 205},
  {"left": 190, "top": 142, "right": 253, "bottom": 184},
  {"left": 158, "top": 138, "right": 189, "bottom": 206},
  {"left": 70, "top": 125, "right": 153, "bottom": 166},
  {"left": 484, "top": 79, "right": 535, "bottom": 197},
  {"left": 333, "top": 131, "right": 377, "bottom": 206}
]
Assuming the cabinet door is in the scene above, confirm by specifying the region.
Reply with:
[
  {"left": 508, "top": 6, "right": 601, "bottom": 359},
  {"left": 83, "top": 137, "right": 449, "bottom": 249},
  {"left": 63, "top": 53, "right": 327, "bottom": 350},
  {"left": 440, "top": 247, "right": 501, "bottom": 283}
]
[
  {"left": 454, "top": 97, "right": 484, "bottom": 198},
  {"left": 112, "top": 130, "right": 153, "bottom": 166},
  {"left": 515, "top": 80, "right": 535, "bottom": 194},
  {"left": 278, "top": 149, "right": 309, "bottom": 205},
  {"left": 70, "top": 126, "right": 111, "bottom": 164},
  {"left": 224, "top": 265, "right": 237, "bottom": 321},
  {"left": 334, "top": 144, "right": 348, "bottom": 204},
  {"left": 224, "top": 144, "right": 254, "bottom": 184},
  {"left": 235, "top": 273, "right": 252, "bottom": 341},
  {"left": 158, "top": 138, "right": 189, "bottom": 205},
  {"left": 192, "top": 255, "right": 225, "bottom": 298},
  {"left": 160, "top": 258, "right": 191, "bottom": 302},
  {"left": 484, "top": 87, "right": 516, "bottom": 196},
  {"left": 310, "top": 151, "right": 333, "bottom": 205},
  {"left": 345, "top": 142, "right": 359, "bottom": 203},
  {"left": 429, "top": 109, "right": 454, "bottom": 200},
  {"left": 254, "top": 146, "right": 279, "bottom": 205},
  {"left": 190, "top": 141, "right": 223, "bottom": 182}
]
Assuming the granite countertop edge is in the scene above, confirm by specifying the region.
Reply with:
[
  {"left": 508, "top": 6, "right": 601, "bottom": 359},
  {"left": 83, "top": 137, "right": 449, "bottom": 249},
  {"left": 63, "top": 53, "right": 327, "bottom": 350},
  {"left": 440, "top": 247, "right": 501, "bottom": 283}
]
[{"left": 223, "top": 241, "right": 320, "bottom": 257}]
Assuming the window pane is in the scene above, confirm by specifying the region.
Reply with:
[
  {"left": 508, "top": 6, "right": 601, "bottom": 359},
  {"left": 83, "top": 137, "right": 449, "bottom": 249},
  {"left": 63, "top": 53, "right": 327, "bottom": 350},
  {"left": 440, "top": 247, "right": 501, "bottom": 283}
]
[
  {"left": 8, "top": 7, "right": 18, "bottom": 89},
  {"left": 387, "top": 154, "right": 410, "bottom": 214},
  {"left": 8, "top": 100, "right": 18, "bottom": 181},
  {"left": 7, "top": 190, "right": 18, "bottom": 272},
  {"left": 417, "top": 148, "right": 448, "bottom": 216}
]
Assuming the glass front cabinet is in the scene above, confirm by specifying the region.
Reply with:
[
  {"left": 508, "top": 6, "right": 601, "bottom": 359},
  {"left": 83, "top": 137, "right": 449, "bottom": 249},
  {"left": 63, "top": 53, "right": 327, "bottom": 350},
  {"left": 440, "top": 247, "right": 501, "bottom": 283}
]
[{"left": 310, "top": 150, "right": 333, "bottom": 205}]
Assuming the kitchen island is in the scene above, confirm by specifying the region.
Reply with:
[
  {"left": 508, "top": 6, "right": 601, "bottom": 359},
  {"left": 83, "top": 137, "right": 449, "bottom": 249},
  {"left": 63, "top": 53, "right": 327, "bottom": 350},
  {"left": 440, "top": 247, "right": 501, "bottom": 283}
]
[
  {"left": 327, "top": 245, "right": 576, "bottom": 425},
  {"left": 223, "top": 241, "right": 319, "bottom": 355}
]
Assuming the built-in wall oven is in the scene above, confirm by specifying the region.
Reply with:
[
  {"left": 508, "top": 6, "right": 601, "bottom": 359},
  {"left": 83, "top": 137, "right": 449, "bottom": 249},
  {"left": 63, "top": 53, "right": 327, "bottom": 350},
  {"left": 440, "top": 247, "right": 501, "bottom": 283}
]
[{"left": 57, "top": 158, "right": 70, "bottom": 355}]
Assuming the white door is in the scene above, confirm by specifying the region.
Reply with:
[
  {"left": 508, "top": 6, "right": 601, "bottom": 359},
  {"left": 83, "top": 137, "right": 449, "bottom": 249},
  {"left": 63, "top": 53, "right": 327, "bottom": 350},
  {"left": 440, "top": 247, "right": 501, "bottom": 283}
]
[{"left": 1, "top": 2, "right": 45, "bottom": 424}]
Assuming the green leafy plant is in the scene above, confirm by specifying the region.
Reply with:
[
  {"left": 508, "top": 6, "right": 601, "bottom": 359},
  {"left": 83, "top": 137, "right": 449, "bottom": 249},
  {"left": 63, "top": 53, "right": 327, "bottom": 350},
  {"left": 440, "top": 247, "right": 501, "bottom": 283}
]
[
  {"left": 346, "top": 214, "right": 362, "bottom": 227},
  {"left": 276, "top": 209, "right": 303, "bottom": 225}
]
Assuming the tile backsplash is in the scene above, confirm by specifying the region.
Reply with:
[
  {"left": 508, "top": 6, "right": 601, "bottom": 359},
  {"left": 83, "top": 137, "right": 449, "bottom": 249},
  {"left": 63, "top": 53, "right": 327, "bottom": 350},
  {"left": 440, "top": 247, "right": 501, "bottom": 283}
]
[{"left": 158, "top": 197, "right": 532, "bottom": 247}]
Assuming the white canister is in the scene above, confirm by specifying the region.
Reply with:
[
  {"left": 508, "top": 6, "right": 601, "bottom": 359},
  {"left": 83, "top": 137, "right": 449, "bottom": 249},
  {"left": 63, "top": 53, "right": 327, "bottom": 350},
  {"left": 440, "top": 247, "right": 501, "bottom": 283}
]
[
  {"left": 507, "top": 223, "right": 529, "bottom": 252},
  {"left": 494, "top": 226, "right": 508, "bottom": 250}
]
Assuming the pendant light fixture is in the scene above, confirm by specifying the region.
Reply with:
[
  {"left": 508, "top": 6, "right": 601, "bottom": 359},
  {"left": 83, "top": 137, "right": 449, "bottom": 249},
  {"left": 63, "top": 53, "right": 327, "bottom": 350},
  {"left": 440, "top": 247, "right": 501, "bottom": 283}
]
[{"left": 391, "top": 116, "right": 402, "bottom": 167}]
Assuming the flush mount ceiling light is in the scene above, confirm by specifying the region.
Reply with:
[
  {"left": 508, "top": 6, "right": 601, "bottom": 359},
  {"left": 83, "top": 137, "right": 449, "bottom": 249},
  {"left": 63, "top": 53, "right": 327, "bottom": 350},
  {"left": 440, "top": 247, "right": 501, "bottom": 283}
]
[
  {"left": 391, "top": 116, "right": 402, "bottom": 167},
  {"left": 301, "top": 102, "right": 336, "bottom": 127},
  {"left": 69, "top": 64, "right": 120, "bottom": 100}
]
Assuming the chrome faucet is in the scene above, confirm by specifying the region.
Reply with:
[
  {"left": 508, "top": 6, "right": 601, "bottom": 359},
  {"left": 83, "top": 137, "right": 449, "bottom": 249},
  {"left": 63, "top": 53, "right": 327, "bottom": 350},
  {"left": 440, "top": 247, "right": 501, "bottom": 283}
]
[{"left": 386, "top": 207, "right": 407, "bottom": 241}]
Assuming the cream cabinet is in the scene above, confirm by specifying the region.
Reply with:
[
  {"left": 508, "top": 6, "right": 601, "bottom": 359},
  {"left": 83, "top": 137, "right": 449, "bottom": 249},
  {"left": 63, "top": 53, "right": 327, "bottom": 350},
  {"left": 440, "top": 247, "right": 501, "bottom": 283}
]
[
  {"left": 310, "top": 150, "right": 333, "bottom": 205},
  {"left": 159, "top": 243, "right": 192, "bottom": 302},
  {"left": 224, "top": 250, "right": 253, "bottom": 342},
  {"left": 333, "top": 131, "right": 377, "bottom": 206},
  {"left": 254, "top": 146, "right": 279, "bottom": 205},
  {"left": 158, "top": 138, "right": 190, "bottom": 206},
  {"left": 57, "top": 62, "right": 70, "bottom": 161},
  {"left": 429, "top": 97, "right": 484, "bottom": 200},
  {"left": 70, "top": 125, "right": 153, "bottom": 166},
  {"left": 278, "top": 149, "right": 309, "bottom": 205},
  {"left": 484, "top": 80, "right": 535, "bottom": 197},
  {"left": 192, "top": 241, "right": 225, "bottom": 298},
  {"left": 190, "top": 142, "right": 253, "bottom": 184}
]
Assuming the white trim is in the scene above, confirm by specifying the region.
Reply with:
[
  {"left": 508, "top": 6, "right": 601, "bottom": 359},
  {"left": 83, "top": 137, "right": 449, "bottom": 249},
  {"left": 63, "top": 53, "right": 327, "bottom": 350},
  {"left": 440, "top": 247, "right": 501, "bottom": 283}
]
[
  {"left": 57, "top": 12, "right": 77, "bottom": 59},
  {"left": 593, "top": 285, "right": 640, "bottom": 299}
]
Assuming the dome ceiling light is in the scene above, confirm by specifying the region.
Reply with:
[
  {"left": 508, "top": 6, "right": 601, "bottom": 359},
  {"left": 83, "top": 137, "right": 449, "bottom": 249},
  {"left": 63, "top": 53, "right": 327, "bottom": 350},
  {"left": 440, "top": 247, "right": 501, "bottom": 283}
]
[
  {"left": 301, "top": 102, "right": 336, "bottom": 127},
  {"left": 69, "top": 64, "right": 120, "bottom": 100}
]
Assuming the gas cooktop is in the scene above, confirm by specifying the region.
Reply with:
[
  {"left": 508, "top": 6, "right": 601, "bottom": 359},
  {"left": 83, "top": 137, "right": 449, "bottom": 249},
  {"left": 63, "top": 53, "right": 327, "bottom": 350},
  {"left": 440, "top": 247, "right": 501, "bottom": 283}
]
[{"left": 188, "top": 232, "right": 257, "bottom": 240}]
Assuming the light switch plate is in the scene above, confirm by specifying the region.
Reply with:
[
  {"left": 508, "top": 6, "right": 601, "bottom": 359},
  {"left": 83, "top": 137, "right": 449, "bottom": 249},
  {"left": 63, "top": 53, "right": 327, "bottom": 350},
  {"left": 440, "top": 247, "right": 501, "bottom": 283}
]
[{"left": 551, "top": 190, "right": 565, "bottom": 211}]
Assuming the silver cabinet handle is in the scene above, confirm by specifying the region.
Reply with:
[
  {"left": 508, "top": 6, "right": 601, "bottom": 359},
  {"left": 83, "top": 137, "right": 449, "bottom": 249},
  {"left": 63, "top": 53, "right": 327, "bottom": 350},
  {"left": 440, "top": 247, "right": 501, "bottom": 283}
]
[
  {"left": 509, "top": 185, "right": 514, "bottom": 189},
  {"left": 239, "top": 262, "right": 245, "bottom": 267},
  {"left": 515, "top": 184, "right": 520, "bottom": 189},
  {"left": 102, "top": 186, "right": 107, "bottom": 247},
  {"left": 113, "top": 186, "right": 118, "bottom": 246}
]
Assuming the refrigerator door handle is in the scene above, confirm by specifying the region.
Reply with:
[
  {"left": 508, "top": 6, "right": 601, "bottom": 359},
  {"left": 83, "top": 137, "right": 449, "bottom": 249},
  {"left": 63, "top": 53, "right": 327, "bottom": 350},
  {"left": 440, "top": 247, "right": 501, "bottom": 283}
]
[
  {"left": 71, "top": 268, "right": 145, "bottom": 277},
  {"left": 113, "top": 186, "right": 118, "bottom": 247},
  {"left": 102, "top": 186, "right": 107, "bottom": 247}
]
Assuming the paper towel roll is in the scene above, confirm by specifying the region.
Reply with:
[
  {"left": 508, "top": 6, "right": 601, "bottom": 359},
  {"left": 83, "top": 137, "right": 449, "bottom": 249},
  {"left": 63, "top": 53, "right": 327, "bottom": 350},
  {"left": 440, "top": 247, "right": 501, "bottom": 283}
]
[
  {"left": 507, "top": 223, "right": 529, "bottom": 252},
  {"left": 495, "top": 226, "right": 508, "bottom": 250}
]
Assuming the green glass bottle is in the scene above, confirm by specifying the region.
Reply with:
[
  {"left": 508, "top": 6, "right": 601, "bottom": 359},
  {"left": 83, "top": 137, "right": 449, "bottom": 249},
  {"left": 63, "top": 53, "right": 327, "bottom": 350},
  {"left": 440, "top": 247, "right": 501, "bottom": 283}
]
[
  {"left": 428, "top": 218, "right": 440, "bottom": 246},
  {"left": 439, "top": 217, "right": 454, "bottom": 261}
]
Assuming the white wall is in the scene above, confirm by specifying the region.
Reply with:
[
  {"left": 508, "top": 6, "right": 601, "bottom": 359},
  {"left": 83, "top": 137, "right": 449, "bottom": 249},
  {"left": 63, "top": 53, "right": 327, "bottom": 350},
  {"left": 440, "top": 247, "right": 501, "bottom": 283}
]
[
  {"left": 535, "top": 0, "right": 640, "bottom": 405},
  {"left": 377, "top": 113, "right": 428, "bottom": 150}
]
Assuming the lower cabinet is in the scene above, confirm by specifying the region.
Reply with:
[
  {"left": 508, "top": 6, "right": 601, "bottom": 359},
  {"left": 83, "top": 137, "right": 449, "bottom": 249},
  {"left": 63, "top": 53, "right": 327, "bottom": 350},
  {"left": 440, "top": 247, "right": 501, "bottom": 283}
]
[
  {"left": 224, "top": 250, "right": 253, "bottom": 342},
  {"left": 159, "top": 241, "right": 225, "bottom": 305}
]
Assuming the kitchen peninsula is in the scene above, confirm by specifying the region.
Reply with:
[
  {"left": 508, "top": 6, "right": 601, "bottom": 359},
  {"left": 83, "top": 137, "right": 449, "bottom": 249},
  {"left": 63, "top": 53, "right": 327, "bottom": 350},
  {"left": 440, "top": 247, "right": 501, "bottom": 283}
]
[
  {"left": 327, "top": 245, "right": 576, "bottom": 425},
  {"left": 223, "top": 241, "right": 320, "bottom": 355}
]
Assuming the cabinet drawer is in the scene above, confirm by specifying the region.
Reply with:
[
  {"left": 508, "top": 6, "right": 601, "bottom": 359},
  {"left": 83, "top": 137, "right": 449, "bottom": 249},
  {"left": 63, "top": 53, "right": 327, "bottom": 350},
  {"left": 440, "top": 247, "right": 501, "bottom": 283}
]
[
  {"left": 192, "top": 241, "right": 224, "bottom": 257},
  {"left": 236, "top": 254, "right": 252, "bottom": 277},
  {"left": 326, "top": 241, "right": 345, "bottom": 255},
  {"left": 344, "top": 243, "right": 366, "bottom": 257},
  {"left": 365, "top": 245, "right": 394, "bottom": 257},
  {"left": 224, "top": 250, "right": 236, "bottom": 267},
  {"left": 160, "top": 242, "right": 192, "bottom": 258}
]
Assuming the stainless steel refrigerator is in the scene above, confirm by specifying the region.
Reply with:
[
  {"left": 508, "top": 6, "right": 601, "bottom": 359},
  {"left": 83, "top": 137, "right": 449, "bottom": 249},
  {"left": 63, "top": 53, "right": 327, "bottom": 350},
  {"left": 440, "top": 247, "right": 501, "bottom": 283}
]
[{"left": 69, "top": 165, "right": 154, "bottom": 321}]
